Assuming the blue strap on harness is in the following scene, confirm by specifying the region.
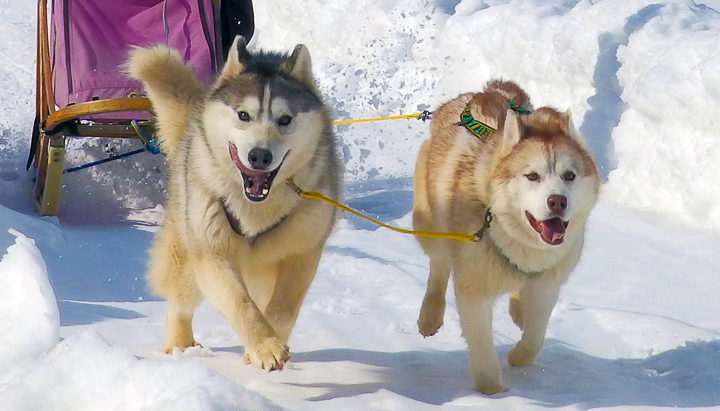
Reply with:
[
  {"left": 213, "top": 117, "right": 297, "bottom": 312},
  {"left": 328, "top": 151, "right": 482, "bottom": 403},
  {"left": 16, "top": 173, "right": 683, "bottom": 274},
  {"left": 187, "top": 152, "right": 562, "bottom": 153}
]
[{"left": 62, "top": 121, "right": 162, "bottom": 174}]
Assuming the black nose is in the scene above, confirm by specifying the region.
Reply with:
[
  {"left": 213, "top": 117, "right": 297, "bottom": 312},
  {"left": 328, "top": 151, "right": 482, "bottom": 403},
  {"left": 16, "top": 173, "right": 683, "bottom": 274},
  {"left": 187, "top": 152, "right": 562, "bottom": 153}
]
[
  {"left": 247, "top": 148, "right": 273, "bottom": 170},
  {"left": 547, "top": 194, "right": 568, "bottom": 215}
]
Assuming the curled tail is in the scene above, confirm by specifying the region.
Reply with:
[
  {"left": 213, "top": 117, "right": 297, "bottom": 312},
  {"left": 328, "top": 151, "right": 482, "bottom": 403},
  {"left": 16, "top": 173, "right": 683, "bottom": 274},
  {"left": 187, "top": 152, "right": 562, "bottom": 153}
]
[
  {"left": 126, "top": 46, "right": 204, "bottom": 157},
  {"left": 484, "top": 80, "right": 533, "bottom": 112}
]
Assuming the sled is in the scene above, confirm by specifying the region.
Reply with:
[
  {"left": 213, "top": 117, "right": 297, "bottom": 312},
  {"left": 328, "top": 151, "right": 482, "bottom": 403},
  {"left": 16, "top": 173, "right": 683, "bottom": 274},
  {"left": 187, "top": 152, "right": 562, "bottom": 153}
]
[{"left": 28, "top": 0, "right": 253, "bottom": 216}]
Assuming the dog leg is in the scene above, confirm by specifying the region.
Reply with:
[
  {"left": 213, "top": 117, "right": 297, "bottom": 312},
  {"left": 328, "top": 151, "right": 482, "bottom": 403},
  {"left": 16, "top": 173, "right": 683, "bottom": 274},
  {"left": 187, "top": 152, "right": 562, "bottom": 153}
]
[
  {"left": 455, "top": 288, "right": 504, "bottom": 395},
  {"left": 418, "top": 258, "right": 451, "bottom": 337},
  {"left": 264, "top": 248, "right": 323, "bottom": 343},
  {"left": 193, "top": 255, "right": 290, "bottom": 371},
  {"left": 146, "top": 225, "right": 202, "bottom": 353},
  {"left": 163, "top": 301, "right": 201, "bottom": 353},
  {"left": 507, "top": 282, "right": 560, "bottom": 367},
  {"left": 508, "top": 291, "right": 523, "bottom": 330}
]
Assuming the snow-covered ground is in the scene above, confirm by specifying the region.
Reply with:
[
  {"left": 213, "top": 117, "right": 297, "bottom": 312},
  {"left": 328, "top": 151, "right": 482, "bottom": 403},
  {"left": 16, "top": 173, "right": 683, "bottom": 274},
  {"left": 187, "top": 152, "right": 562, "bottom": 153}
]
[
  {"left": 2, "top": 194, "right": 720, "bottom": 410},
  {"left": 1, "top": 0, "right": 720, "bottom": 410}
]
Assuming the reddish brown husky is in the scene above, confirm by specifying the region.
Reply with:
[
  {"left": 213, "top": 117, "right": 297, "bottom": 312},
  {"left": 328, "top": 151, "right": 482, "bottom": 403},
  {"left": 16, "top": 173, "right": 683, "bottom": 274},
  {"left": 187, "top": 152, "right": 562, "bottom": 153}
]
[{"left": 413, "top": 80, "right": 600, "bottom": 394}]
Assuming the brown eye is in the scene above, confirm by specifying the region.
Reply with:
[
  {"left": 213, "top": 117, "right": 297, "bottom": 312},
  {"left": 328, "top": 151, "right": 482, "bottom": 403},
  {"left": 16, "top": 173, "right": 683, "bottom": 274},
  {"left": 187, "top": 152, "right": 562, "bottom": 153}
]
[
  {"left": 564, "top": 171, "right": 576, "bottom": 181},
  {"left": 526, "top": 172, "right": 540, "bottom": 182},
  {"left": 277, "top": 115, "right": 293, "bottom": 126},
  {"left": 238, "top": 111, "right": 251, "bottom": 122}
]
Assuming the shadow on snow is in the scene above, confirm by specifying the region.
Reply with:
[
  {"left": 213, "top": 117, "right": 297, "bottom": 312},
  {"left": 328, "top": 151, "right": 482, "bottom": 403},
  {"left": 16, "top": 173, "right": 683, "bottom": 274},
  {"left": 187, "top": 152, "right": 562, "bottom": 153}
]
[
  {"left": 58, "top": 300, "right": 145, "bottom": 326},
  {"left": 279, "top": 339, "right": 720, "bottom": 408},
  {"left": 580, "top": 3, "right": 665, "bottom": 180}
]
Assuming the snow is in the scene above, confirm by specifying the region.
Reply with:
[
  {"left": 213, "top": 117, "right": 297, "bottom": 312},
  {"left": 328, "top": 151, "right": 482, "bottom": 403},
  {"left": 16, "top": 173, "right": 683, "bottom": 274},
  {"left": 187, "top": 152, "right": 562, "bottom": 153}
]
[
  {"left": 1, "top": 0, "right": 720, "bottom": 409},
  {"left": 604, "top": 2, "right": 720, "bottom": 228},
  {"left": 0, "top": 229, "right": 59, "bottom": 369},
  {"left": 2, "top": 199, "right": 720, "bottom": 410},
  {"left": 0, "top": 331, "right": 281, "bottom": 411},
  {"left": 252, "top": 0, "right": 720, "bottom": 230}
]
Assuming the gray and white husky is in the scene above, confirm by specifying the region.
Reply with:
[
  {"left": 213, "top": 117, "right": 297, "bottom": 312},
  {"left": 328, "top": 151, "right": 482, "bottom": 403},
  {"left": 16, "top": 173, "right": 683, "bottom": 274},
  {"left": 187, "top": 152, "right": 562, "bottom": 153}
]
[{"left": 128, "top": 36, "right": 341, "bottom": 371}]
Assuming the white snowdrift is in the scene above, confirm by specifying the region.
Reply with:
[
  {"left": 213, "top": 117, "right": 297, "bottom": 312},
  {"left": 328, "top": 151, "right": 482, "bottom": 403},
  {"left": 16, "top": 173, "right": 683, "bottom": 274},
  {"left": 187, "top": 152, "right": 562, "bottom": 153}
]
[
  {"left": 0, "top": 212, "right": 282, "bottom": 411},
  {"left": 0, "top": 229, "right": 59, "bottom": 369},
  {"left": 252, "top": 0, "right": 720, "bottom": 229},
  {"left": 605, "top": 2, "right": 720, "bottom": 228},
  {"left": 0, "top": 331, "right": 282, "bottom": 411}
]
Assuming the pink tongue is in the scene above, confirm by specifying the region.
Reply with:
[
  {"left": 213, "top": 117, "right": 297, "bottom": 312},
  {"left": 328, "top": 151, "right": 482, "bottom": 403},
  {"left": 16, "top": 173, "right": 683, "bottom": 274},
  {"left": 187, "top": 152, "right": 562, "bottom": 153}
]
[{"left": 540, "top": 217, "right": 566, "bottom": 244}]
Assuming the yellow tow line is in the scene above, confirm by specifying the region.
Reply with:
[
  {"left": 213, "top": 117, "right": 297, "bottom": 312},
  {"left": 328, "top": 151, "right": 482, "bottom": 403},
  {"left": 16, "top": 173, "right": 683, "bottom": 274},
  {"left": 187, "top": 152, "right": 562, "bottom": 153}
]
[
  {"left": 332, "top": 112, "right": 429, "bottom": 126},
  {"left": 296, "top": 187, "right": 480, "bottom": 242},
  {"left": 291, "top": 111, "right": 490, "bottom": 243}
]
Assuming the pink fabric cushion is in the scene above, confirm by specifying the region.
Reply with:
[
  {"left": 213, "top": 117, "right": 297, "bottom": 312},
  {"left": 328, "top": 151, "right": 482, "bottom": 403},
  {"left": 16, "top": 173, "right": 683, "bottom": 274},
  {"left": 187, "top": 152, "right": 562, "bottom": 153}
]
[{"left": 50, "top": 0, "right": 216, "bottom": 120}]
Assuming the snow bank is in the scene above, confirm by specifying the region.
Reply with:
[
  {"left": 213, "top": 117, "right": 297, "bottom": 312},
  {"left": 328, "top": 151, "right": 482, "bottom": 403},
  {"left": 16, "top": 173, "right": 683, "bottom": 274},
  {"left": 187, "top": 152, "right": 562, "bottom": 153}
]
[
  {"left": 604, "top": 2, "right": 720, "bottom": 228},
  {"left": 0, "top": 223, "right": 279, "bottom": 410},
  {"left": 253, "top": 0, "right": 720, "bottom": 229},
  {"left": 0, "top": 331, "right": 282, "bottom": 411},
  {"left": 0, "top": 229, "right": 59, "bottom": 369},
  {"left": 253, "top": 0, "right": 645, "bottom": 179}
]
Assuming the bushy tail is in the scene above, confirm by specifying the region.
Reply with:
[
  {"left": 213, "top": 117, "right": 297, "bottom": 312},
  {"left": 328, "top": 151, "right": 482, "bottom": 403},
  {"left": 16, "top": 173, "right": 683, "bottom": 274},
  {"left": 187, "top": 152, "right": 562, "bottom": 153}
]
[
  {"left": 126, "top": 46, "right": 205, "bottom": 157},
  {"left": 484, "top": 80, "right": 533, "bottom": 112}
]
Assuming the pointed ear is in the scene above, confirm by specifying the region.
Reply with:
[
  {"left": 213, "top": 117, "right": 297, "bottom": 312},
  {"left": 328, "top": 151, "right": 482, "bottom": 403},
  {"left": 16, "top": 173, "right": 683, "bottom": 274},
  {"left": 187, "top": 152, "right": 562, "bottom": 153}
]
[
  {"left": 280, "top": 44, "right": 315, "bottom": 89},
  {"left": 216, "top": 36, "right": 250, "bottom": 85},
  {"left": 562, "top": 109, "right": 589, "bottom": 148},
  {"left": 497, "top": 109, "right": 522, "bottom": 158}
]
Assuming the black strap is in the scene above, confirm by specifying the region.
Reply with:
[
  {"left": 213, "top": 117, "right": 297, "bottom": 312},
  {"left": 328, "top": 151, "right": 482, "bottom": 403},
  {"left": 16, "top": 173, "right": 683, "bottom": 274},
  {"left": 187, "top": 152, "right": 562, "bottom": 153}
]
[
  {"left": 26, "top": 114, "right": 40, "bottom": 171},
  {"left": 220, "top": 199, "right": 287, "bottom": 245},
  {"left": 221, "top": 0, "right": 254, "bottom": 60}
]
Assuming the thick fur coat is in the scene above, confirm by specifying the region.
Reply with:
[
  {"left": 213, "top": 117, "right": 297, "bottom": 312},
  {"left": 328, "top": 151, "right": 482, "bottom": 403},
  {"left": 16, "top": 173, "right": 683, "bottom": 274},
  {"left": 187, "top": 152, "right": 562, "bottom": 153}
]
[
  {"left": 413, "top": 80, "right": 600, "bottom": 393},
  {"left": 127, "top": 37, "right": 341, "bottom": 370}
]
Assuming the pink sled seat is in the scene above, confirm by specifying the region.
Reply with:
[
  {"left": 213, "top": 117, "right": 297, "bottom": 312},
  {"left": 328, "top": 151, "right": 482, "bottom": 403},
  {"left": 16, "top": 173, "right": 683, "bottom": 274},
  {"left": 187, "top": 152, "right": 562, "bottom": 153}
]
[{"left": 50, "top": 0, "right": 217, "bottom": 121}]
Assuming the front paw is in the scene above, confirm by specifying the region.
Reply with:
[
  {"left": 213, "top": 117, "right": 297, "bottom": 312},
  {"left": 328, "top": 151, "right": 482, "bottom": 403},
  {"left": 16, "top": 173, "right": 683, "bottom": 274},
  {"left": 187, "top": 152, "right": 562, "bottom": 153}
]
[
  {"left": 470, "top": 362, "right": 505, "bottom": 395},
  {"left": 417, "top": 297, "right": 445, "bottom": 337},
  {"left": 244, "top": 337, "right": 290, "bottom": 371},
  {"left": 474, "top": 378, "right": 506, "bottom": 395},
  {"left": 507, "top": 342, "right": 539, "bottom": 367},
  {"left": 163, "top": 340, "right": 200, "bottom": 354}
]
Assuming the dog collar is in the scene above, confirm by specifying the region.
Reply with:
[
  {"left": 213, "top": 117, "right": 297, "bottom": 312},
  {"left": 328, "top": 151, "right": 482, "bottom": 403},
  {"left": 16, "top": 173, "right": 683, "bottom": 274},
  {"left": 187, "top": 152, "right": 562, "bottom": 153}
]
[
  {"left": 474, "top": 207, "right": 543, "bottom": 278},
  {"left": 472, "top": 208, "right": 494, "bottom": 241},
  {"left": 220, "top": 199, "right": 287, "bottom": 245},
  {"left": 479, "top": 212, "right": 544, "bottom": 279},
  {"left": 490, "top": 240, "right": 544, "bottom": 278}
]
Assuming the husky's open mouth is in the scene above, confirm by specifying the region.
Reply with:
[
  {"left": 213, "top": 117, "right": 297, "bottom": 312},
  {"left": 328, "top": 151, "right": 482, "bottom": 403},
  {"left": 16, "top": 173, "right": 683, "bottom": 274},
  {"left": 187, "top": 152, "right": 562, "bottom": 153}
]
[
  {"left": 228, "top": 143, "right": 284, "bottom": 202},
  {"left": 525, "top": 211, "right": 569, "bottom": 245}
]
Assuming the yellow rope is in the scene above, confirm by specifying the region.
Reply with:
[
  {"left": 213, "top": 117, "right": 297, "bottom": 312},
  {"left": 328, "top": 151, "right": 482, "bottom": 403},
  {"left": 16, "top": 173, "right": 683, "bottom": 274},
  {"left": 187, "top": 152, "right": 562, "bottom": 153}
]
[
  {"left": 295, "top": 188, "right": 477, "bottom": 242},
  {"left": 332, "top": 112, "right": 424, "bottom": 126},
  {"left": 313, "top": 111, "right": 479, "bottom": 241}
]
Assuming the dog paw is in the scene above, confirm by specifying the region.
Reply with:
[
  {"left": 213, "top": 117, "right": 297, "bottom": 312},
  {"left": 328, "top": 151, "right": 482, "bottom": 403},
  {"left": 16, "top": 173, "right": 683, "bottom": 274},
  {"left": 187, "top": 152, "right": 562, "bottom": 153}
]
[
  {"left": 417, "top": 299, "right": 445, "bottom": 337},
  {"left": 507, "top": 343, "right": 538, "bottom": 367},
  {"left": 244, "top": 338, "right": 290, "bottom": 371},
  {"left": 473, "top": 379, "right": 506, "bottom": 396},
  {"left": 162, "top": 341, "right": 201, "bottom": 354}
]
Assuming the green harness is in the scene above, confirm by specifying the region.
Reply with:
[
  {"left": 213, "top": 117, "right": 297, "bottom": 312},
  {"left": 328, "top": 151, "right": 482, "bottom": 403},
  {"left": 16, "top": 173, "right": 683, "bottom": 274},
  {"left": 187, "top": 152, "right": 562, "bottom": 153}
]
[
  {"left": 460, "top": 100, "right": 531, "bottom": 140},
  {"left": 508, "top": 100, "right": 531, "bottom": 114},
  {"left": 460, "top": 105, "right": 495, "bottom": 140}
]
